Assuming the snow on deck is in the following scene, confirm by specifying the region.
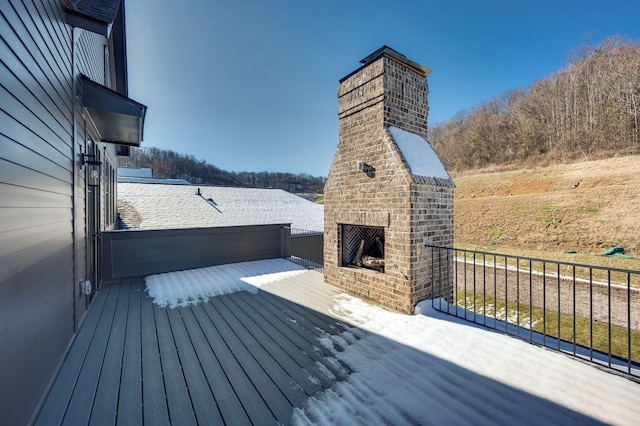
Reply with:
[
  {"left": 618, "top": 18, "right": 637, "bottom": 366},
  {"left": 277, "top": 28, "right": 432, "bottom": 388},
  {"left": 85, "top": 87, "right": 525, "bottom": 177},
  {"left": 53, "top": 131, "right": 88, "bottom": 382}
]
[
  {"left": 143, "top": 260, "right": 640, "bottom": 425},
  {"left": 145, "top": 259, "right": 307, "bottom": 308},
  {"left": 294, "top": 294, "right": 640, "bottom": 426}
]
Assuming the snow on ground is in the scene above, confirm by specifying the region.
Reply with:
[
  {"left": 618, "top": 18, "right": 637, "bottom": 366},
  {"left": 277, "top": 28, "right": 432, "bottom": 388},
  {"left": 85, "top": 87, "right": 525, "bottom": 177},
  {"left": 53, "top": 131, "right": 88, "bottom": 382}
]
[
  {"left": 293, "top": 294, "right": 640, "bottom": 426},
  {"left": 455, "top": 296, "right": 542, "bottom": 329},
  {"left": 144, "top": 258, "right": 306, "bottom": 308}
]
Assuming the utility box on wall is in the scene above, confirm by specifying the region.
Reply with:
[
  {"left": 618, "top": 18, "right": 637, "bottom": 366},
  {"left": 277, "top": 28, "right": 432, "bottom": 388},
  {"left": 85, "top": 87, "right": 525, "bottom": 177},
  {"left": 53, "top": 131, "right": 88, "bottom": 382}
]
[{"left": 323, "top": 46, "right": 455, "bottom": 314}]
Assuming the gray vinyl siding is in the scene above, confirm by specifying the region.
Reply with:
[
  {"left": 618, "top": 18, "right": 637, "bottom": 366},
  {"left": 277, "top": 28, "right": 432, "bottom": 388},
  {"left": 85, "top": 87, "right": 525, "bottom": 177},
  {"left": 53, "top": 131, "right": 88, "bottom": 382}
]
[
  {"left": 0, "top": 0, "right": 111, "bottom": 424},
  {"left": 76, "top": 24, "right": 119, "bottom": 233},
  {"left": 77, "top": 28, "right": 106, "bottom": 84}
]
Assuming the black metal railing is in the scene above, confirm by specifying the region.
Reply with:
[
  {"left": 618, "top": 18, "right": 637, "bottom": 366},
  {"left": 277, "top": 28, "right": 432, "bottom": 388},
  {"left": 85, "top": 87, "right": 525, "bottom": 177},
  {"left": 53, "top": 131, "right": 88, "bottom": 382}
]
[
  {"left": 426, "top": 245, "right": 640, "bottom": 379},
  {"left": 284, "top": 227, "right": 324, "bottom": 271}
]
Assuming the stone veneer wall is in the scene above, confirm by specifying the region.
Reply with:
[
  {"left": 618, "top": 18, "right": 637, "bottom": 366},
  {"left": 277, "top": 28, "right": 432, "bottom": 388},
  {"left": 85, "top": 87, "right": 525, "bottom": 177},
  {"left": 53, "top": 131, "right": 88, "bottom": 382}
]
[{"left": 325, "top": 50, "right": 454, "bottom": 314}]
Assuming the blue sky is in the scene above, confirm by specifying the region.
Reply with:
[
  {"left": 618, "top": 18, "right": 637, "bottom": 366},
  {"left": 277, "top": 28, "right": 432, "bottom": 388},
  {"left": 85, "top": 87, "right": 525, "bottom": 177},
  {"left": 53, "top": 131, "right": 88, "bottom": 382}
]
[{"left": 125, "top": 0, "right": 640, "bottom": 177}]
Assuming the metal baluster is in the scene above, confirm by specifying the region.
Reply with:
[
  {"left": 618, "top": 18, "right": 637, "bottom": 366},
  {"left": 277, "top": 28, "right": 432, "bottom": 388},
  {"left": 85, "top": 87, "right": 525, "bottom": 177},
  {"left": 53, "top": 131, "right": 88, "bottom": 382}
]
[
  {"left": 517, "top": 258, "right": 520, "bottom": 338},
  {"left": 543, "top": 262, "right": 547, "bottom": 347},
  {"left": 557, "top": 263, "right": 561, "bottom": 351},
  {"left": 573, "top": 265, "right": 577, "bottom": 356}
]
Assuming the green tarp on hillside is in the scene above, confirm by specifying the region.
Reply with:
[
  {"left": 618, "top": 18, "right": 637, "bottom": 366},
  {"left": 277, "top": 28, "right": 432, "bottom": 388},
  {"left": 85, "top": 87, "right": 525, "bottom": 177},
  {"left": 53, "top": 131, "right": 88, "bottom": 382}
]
[{"left": 601, "top": 246, "right": 634, "bottom": 259}]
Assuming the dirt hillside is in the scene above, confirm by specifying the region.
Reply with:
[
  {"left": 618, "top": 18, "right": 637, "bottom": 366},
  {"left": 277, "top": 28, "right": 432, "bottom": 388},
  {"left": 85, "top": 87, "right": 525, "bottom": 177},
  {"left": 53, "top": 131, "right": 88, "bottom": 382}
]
[{"left": 453, "top": 155, "right": 640, "bottom": 266}]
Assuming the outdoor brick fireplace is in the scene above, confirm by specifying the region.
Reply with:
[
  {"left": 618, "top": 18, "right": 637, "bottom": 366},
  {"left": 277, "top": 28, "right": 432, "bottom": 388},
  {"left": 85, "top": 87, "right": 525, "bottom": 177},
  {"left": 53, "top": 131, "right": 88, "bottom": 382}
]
[{"left": 324, "top": 46, "right": 455, "bottom": 314}]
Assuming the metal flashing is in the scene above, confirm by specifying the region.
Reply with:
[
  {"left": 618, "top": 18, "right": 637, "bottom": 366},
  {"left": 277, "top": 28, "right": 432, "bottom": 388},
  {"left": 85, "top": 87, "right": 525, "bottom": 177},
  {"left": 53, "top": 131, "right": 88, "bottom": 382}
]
[
  {"left": 339, "top": 45, "right": 432, "bottom": 83},
  {"left": 360, "top": 45, "right": 432, "bottom": 76},
  {"left": 80, "top": 75, "right": 146, "bottom": 146},
  {"left": 109, "top": 2, "right": 128, "bottom": 96},
  {"left": 65, "top": 9, "right": 111, "bottom": 36},
  {"left": 63, "top": 0, "right": 121, "bottom": 36}
]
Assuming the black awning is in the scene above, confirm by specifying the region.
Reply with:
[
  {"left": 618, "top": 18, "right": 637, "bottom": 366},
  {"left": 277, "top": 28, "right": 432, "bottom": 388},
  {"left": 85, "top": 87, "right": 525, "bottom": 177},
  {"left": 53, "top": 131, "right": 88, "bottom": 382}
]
[{"left": 80, "top": 75, "right": 146, "bottom": 146}]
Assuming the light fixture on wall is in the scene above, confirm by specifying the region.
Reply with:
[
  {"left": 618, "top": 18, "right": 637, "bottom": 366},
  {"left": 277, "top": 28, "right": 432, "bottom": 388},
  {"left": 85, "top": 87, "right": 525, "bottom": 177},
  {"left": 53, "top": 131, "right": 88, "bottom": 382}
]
[
  {"left": 356, "top": 160, "right": 375, "bottom": 177},
  {"left": 82, "top": 154, "right": 102, "bottom": 186}
]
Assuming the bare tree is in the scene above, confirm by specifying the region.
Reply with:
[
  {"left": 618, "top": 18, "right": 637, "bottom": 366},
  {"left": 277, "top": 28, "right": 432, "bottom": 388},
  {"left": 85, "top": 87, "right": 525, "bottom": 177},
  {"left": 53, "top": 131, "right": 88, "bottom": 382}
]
[{"left": 430, "top": 35, "right": 640, "bottom": 171}]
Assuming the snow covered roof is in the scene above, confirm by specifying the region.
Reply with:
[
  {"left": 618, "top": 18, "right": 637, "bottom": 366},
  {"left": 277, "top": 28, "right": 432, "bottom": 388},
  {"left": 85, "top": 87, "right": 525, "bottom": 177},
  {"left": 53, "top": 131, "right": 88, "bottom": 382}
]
[
  {"left": 387, "top": 126, "right": 455, "bottom": 187},
  {"left": 117, "top": 183, "right": 324, "bottom": 232}
]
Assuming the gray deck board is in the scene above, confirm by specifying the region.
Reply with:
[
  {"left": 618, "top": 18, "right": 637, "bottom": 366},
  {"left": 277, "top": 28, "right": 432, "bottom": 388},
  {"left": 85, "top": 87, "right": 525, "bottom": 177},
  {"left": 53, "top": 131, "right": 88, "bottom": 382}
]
[
  {"left": 140, "top": 283, "right": 170, "bottom": 426},
  {"left": 192, "top": 303, "right": 276, "bottom": 425},
  {"left": 34, "top": 284, "right": 111, "bottom": 426},
  {"left": 205, "top": 296, "right": 295, "bottom": 423},
  {"left": 166, "top": 307, "right": 224, "bottom": 425},
  {"left": 239, "top": 290, "right": 325, "bottom": 357},
  {"left": 250, "top": 291, "right": 337, "bottom": 358},
  {"left": 229, "top": 291, "right": 334, "bottom": 390},
  {"left": 62, "top": 284, "right": 119, "bottom": 425},
  {"left": 154, "top": 305, "right": 197, "bottom": 425},
  {"left": 241, "top": 291, "right": 350, "bottom": 381},
  {"left": 259, "top": 290, "right": 348, "bottom": 341},
  {"left": 117, "top": 280, "right": 142, "bottom": 425},
  {"left": 264, "top": 271, "right": 342, "bottom": 311},
  {"left": 220, "top": 294, "right": 321, "bottom": 400},
  {"left": 90, "top": 283, "right": 130, "bottom": 425},
  {"left": 179, "top": 307, "right": 252, "bottom": 425},
  {"left": 35, "top": 268, "right": 349, "bottom": 426}
]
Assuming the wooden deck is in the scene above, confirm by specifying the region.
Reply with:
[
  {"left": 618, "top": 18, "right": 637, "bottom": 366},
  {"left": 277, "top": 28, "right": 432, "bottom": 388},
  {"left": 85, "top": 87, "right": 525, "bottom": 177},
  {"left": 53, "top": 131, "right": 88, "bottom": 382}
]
[{"left": 35, "top": 270, "right": 350, "bottom": 425}]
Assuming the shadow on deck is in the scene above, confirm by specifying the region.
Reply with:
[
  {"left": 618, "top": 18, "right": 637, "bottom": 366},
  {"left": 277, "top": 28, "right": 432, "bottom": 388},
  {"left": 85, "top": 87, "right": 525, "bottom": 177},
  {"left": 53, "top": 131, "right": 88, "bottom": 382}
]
[
  {"left": 35, "top": 271, "right": 349, "bottom": 425},
  {"left": 34, "top": 265, "right": 632, "bottom": 425}
]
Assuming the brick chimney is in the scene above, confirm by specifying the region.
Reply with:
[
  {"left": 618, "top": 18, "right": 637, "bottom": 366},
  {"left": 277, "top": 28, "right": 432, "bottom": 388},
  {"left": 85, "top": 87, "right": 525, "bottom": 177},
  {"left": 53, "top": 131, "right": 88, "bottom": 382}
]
[{"left": 324, "top": 46, "right": 455, "bottom": 314}]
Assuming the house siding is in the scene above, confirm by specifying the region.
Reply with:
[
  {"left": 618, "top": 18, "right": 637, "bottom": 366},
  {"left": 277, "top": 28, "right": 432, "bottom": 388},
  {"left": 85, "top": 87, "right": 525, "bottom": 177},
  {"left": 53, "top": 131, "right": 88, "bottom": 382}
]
[{"left": 0, "top": 1, "right": 120, "bottom": 424}]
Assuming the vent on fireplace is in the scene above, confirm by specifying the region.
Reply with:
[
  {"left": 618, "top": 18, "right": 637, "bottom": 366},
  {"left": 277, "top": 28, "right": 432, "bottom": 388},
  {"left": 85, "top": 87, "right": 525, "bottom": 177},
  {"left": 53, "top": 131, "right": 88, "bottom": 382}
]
[{"left": 341, "top": 225, "right": 385, "bottom": 272}]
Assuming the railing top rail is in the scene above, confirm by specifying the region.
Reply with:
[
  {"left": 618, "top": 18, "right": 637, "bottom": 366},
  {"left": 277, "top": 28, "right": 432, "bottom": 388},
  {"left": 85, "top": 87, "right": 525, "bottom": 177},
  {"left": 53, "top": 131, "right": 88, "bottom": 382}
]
[
  {"left": 284, "top": 227, "right": 324, "bottom": 236},
  {"left": 426, "top": 244, "right": 640, "bottom": 276},
  {"left": 104, "top": 223, "right": 293, "bottom": 234}
]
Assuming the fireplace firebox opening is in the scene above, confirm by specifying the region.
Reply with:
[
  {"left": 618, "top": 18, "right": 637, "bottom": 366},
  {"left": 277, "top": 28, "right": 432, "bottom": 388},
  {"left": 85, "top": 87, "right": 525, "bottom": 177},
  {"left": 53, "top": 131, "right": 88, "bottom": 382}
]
[{"left": 340, "top": 224, "right": 385, "bottom": 272}]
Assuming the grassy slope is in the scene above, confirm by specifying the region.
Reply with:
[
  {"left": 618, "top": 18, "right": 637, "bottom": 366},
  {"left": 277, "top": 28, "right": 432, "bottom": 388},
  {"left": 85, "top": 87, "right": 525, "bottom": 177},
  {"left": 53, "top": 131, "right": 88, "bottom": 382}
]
[{"left": 453, "top": 155, "right": 640, "bottom": 271}]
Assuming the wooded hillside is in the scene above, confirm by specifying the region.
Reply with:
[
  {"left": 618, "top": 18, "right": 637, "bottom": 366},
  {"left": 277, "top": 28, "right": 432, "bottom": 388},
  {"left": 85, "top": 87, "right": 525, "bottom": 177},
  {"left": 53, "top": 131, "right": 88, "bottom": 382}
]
[
  {"left": 453, "top": 155, "right": 640, "bottom": 270},
  {"left": 118, "top": 147, "right": 326, "bottom": 193},
  {"left": 121, "top": 37, "right": 639, "bottom": 188},
  {"left": 429, "top": 36, "right": 640, "bottom": 171}
]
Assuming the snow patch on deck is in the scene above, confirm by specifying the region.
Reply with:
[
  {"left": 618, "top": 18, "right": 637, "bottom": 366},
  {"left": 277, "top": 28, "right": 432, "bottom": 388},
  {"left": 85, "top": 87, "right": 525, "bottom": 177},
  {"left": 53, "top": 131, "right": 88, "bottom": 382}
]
[
  {"left": 144, "top": 258, "right": 306, "bottom": 308},
  {"left": 293, "top": 293, "right": 640, "bottom": 425}
]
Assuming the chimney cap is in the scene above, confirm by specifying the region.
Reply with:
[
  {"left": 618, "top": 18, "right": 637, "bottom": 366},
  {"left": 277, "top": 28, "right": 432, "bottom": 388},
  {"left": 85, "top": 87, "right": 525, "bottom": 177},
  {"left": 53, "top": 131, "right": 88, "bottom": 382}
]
[{"left": 340, "top": 45, "right": 432, "bottom": 83}]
